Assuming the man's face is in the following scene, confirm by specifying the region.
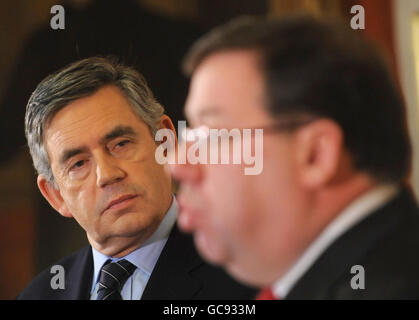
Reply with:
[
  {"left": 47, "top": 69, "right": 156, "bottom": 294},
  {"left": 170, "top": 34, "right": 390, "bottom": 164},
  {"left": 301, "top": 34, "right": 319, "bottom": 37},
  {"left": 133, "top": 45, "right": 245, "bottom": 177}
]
[
  {"left": 41, "top": 85, "right": 173, "bottom": 256},
  {"left": 171, "top": 51, "right": 309, "bottom": 286}
]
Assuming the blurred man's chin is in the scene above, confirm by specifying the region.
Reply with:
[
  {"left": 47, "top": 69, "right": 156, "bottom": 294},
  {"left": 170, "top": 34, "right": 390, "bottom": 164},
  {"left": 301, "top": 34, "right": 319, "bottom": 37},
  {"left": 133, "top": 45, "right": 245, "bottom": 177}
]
[
  {"left": 226, "top": 263, "right": 268, "bottom": 288},
  {"left": 194, "top": 231, "right": 228, "bottom": 266}
]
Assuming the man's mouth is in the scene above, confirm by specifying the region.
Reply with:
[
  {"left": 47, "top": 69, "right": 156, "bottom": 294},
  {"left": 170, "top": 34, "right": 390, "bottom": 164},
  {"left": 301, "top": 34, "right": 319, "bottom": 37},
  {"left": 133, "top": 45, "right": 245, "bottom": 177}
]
[{"left": 105, "top": 194, "right": 138, "bottom": 212}]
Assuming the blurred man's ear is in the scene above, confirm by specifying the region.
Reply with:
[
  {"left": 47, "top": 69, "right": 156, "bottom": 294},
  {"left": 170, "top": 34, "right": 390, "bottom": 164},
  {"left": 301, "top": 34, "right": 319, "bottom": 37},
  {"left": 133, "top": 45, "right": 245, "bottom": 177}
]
[
  {"left": 37, "top": 175, "right": 73, "bottom": 218},
  {"left": 293, "top": 119, "right": 343, "bottom": 190}
]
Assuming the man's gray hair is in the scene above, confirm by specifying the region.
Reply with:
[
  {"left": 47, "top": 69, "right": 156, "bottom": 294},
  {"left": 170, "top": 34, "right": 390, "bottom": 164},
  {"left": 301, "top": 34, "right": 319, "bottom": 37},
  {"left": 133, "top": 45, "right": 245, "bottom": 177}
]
[{"left": 25, "top": 56, "right": 165, "bottom": 183}]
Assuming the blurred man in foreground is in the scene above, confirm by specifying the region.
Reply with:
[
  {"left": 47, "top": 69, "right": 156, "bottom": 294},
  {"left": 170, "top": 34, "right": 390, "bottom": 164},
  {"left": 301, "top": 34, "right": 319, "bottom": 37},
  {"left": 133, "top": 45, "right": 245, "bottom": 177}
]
[
  {"left": 170, "top": 16, "right": 419, "bottom": 299},
  {"left": 19, "top": 57, "right": 255, "bottom": 299}
]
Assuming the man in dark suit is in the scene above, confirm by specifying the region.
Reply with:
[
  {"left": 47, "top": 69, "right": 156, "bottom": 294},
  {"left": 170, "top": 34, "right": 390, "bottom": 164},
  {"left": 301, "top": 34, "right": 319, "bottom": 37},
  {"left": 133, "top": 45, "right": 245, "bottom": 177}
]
[
  {"left": 18, "top": 57, "right": 255, "bottom": 300},
  {"left": 169, "top": 15, "right": 419, "bottom": 299}
]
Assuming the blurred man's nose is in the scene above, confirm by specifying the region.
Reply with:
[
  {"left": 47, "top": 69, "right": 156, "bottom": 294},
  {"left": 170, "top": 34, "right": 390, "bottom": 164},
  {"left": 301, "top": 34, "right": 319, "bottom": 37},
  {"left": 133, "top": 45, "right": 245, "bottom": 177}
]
[
  {"left": 96, "top": 153, "right": 125, "bottom": 188},
  {"left": 167, "top": 140, "right": 204, "bottom": 184}
]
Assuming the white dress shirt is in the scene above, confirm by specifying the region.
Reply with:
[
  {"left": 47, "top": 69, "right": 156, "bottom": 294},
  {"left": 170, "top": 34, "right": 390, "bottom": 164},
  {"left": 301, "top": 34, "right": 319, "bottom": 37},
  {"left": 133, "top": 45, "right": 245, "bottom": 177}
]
[
  {"left": 272, "top": 184, "right": 399, "bottom": 299},
  {"left": 90, "top": 195, "right": 178, "bottom": 300}
]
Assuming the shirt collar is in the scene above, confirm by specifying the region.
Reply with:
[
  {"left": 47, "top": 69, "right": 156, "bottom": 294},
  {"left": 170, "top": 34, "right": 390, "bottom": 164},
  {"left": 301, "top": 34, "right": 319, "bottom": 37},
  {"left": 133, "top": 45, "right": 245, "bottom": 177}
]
[
  {"left": 272, "top": 184, "right": 399, "bottom": 299},
  {"left": 91, "top": 195, "right": 178, "bottom": 288}
]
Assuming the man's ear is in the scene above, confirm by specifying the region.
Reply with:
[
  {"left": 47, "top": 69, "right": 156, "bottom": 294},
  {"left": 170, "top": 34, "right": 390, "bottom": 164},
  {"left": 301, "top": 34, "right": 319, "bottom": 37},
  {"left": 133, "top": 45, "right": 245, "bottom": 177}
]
[
  {"left": 158, "top": 114, "right": 178, "bottom": 143},
  {"left": 157, "top": 114, "right": 178, "bottom": 158},
  {"left": 293, "top": 119, "right": 343, "bottom": 190},
  {"left": 37, "top": 175, "right": 73, "bottom": 218}
]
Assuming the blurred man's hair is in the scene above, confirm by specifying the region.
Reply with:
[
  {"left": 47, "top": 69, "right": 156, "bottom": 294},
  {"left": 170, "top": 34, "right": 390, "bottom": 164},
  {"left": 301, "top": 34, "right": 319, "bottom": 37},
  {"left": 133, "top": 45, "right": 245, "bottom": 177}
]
[
  {"left": 25, "top": 56, "right": 164, "bottom": 183},
  {"left": 183, "top": 15, "right": 411, "bottom": 183}
]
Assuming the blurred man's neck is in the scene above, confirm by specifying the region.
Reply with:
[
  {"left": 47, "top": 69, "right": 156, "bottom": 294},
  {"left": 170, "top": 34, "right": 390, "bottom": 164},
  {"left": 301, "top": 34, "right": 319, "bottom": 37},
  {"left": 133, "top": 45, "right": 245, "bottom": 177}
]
[{"left": 312, "top": 172, "right": 377, "bottom": 236}]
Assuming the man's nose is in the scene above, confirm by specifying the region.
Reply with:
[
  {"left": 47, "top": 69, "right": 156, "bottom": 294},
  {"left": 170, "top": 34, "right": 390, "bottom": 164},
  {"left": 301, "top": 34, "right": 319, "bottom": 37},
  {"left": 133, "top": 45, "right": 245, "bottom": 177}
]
[{"left": 96, "top": 154, "right": 125, "bottom": 188}]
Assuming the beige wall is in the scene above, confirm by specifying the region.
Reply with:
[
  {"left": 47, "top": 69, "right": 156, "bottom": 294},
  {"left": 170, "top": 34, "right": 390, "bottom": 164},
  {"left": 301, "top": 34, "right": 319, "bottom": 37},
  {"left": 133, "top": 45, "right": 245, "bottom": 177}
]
[{"left": 394, "top": 0, "right": 419, "bottom": 199}]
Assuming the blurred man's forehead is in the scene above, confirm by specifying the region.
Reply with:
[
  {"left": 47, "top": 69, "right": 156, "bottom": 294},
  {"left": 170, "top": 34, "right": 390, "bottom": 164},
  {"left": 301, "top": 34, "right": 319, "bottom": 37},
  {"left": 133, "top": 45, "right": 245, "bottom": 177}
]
[
  {"left": 186, "top": 50, "right": 269, "bottom": 128},
  {"left": 185, "top": 105, "right": 223, "bottom": 127}
]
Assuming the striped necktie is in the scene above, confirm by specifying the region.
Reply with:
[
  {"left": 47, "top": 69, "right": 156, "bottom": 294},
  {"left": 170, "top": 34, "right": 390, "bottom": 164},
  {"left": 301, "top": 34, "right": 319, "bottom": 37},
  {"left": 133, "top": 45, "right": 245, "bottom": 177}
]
[{"left": 96, "top": 259, "right": 136, "bottom": 300}]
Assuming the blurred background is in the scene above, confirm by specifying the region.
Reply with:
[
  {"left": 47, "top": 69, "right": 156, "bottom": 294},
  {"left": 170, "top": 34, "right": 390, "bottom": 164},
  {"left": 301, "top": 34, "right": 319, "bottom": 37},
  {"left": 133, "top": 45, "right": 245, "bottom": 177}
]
[{"left": 0, "top": 0, "right": 417, "bottom": 299}]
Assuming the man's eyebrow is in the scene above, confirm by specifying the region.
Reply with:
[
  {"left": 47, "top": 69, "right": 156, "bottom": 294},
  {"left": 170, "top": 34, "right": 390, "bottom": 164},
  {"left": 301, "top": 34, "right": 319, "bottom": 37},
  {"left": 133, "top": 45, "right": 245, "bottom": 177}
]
[{"left": 99, "top": 125, "right": 138, "bottom": 145}]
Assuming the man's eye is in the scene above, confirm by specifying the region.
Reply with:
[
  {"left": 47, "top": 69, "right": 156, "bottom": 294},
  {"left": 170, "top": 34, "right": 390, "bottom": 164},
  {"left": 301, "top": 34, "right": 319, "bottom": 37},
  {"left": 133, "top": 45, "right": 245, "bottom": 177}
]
[
  {"left": 115, "top": 140, "right": 130, "bottom": 149},
  {"left": 70, "top": 160, "right": 85, "bottom": 171},
  {"left": 118, "top": 140, "right": 129, "bottom": 147}
]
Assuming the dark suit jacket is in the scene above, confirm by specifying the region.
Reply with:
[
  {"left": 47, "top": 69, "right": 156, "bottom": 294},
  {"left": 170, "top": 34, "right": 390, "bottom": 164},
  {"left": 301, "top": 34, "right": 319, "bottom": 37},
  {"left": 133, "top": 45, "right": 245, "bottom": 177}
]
[
  {"left": 286, "top": 187, "right": 419, "bottom": 299},
  {"left": 17, "top": 226, "right": 256, "bottom": 300}
]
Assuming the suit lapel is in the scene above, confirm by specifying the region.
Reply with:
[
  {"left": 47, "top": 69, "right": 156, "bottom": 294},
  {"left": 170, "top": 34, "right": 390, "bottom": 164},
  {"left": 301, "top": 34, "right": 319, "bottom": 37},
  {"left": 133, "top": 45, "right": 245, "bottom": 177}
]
[
  {"left": 61, "top": 245, "right": 93, "bottom": 299},
  {"left": 141, "top": 225, "right": 204, "bottom": 299},
  {"left": 286, "top": 187, "right": 418, "bottom": 299}
]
